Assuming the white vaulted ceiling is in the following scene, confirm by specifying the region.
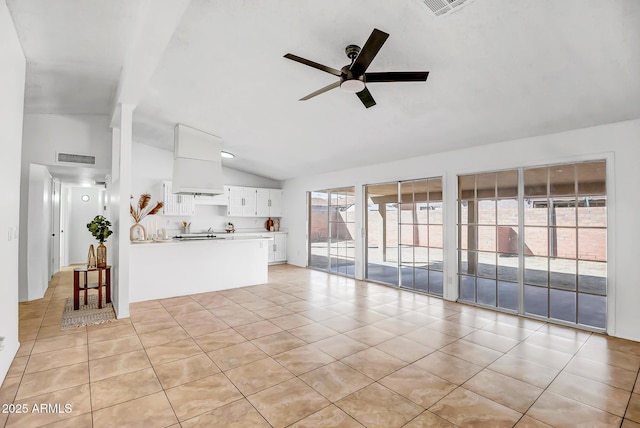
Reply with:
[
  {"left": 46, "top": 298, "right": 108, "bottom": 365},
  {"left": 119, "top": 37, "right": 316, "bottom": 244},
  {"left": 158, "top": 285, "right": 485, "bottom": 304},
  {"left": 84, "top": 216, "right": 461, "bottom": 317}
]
[{"left": 6, "top": 0, "right": 640, "bottom": 180}]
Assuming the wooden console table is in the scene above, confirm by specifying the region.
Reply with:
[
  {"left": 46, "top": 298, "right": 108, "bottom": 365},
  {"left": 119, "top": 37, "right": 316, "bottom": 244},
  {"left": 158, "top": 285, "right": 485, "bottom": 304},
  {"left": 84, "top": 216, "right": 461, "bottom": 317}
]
[{"left": 73, "top": 265, "right": 111, "bottom": 310}]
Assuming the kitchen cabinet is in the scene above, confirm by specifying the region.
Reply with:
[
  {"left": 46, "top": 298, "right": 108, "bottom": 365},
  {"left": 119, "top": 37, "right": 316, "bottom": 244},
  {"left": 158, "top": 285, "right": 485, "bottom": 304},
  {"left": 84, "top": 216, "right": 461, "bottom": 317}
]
[
  {"left": 266, "top": 232, "right": 287, "bottom": 264},
  {"left": 227, "top": 186, "right": 257, "bottom": 216},
  {"left": 227, "top": 186, "right": 282, "bottom": 217},
  {"left": 162, "top": 181, "right": 195, "bottom": 216},
  {"left": 256, "top": 188, "right": 282, "bottom": 218}
]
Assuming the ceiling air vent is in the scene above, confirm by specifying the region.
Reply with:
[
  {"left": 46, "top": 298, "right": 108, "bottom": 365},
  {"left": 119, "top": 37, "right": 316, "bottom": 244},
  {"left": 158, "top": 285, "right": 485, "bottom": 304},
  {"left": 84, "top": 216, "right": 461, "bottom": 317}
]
[
  {"left": 421, "top": 0, "right": 474, "bottom": 16},
  {"left": 56, "top": 152, "right": 96, "bottom": 166}
]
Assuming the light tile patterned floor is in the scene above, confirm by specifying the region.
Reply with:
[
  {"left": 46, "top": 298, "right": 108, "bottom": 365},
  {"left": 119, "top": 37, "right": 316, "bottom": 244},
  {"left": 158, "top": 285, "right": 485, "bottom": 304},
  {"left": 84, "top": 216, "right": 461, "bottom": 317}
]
[{"left": 2, "top": 264, "right": 640, "bottom": 427}]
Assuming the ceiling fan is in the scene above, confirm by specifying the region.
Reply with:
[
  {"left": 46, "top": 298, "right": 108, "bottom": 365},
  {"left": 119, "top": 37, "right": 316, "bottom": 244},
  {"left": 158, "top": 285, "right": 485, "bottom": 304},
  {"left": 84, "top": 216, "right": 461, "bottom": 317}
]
[{"left": 284, "top": 28, "right": 429, "bottom": 108}]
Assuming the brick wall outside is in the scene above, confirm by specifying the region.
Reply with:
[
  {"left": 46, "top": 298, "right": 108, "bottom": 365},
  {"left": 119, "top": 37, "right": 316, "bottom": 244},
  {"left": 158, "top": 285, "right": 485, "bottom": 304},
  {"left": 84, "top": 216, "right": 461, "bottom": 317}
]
[{"left": 312, "top": 205, "right": 606, "bottom": 262}]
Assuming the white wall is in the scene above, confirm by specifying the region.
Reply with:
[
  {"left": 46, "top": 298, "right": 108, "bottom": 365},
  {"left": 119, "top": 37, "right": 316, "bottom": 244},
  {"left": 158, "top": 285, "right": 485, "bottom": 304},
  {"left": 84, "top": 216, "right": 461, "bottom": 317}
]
[
  {"left": 131, "top": 142, "right": 281, "bottom": 235},
  {"left": 0, "top": 0, "right": 25, "bottom": 384},
  {"left": 23, "top": 164, "right": 52, "bottom": 301},
  {"left": 21, "top": 114, "right": 112, "bottom": 171},
  {"left": 66, "top": 186, "right": 104, "bottom": 264},
  {"left": 282, "top": 119, "right": 640, "bottom": 342}
]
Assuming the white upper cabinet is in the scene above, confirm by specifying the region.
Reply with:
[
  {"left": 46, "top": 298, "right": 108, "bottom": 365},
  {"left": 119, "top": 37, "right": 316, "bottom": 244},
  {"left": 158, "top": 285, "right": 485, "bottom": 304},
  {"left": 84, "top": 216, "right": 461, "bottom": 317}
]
[
  {"left": 227, "top": 186, "right": 258, "bottom": 216},
  {"left": 256, "top": 188, "right": 282, "bottom": 217},
  {"left": 162, "top": 181, "right": 195, "bottom": 216},
  {"left": 227, "top": 186, "right": 282, "bottom": 217},
  {"left": 268, "top": 189, "right": 282, "bottom": 217}
]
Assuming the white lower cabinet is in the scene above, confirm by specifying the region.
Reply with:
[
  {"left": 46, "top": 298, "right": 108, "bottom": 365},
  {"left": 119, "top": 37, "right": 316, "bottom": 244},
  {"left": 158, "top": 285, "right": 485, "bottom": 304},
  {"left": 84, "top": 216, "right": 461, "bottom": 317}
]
[{"left": 266, "top": 232, "right": 287, "bottom": 264}]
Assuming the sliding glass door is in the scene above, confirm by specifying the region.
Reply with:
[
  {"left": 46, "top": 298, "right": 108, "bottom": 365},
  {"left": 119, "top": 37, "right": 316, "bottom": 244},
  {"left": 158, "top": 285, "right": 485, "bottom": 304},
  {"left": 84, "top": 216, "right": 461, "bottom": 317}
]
[
  {"left": 308, "top": 187, "right": 356, "bottom": 277},
  {"left": 365, "top": 183, "right": 399, "bottom": 285},
  {"left": 366, "top": 178, "right": 444, "bottom": 296},
  {"left": 457, "top": 161, "right": 607, "bottom": 330}
]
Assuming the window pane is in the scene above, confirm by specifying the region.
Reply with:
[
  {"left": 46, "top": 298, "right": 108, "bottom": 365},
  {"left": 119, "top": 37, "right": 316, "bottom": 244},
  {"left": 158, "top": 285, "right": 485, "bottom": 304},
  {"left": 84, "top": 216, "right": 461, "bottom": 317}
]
[
  {"left": 400, "top": 224, "right": 414, "bottom": 246},
  {"left": 497, "top": 170, "right": 518, "bottom": 198},
  {"left": 459, "top": 175, "right": 475, "bottom": 200},
  {"left": 525, "top": 285, "right": 548, "bottom": 317},
  {"left": 429, "top": 202, "right": 443, "bottom": 225},
  {"left": 524, "top": 256, "right": 548, "bottom": 286},
  {"left": 550, "top": 288, "right": 576, "bottom": 323},
  {"left": 549, "top": 258, "right": 576, "bottom": 291},
  {"left": 477, "top": 226, "right": 496, "bottom": 252},
  {"left": 578, "top": 293, "right": 606, "bottom": 329},
  {"left": 429, "top": 225, "right": 443, "bottom": 248},
  {"left": 400, "top": 181, "right": 415, "bottom": 204},
  {"left": 497, "top": 226, "right": 518, "bottom": 254},
  {"left": 477, "top": 252, "right": 497, "bottom": 279},
  {"left": 577, "top": 197, "right": 606, "bottom": 227},
  {"left": 459, "top": 201, "right": 469, "bottom": 225},
  {"left": 400, "top": 245, "right": 414, "bottom": 264},
  {"left": 413, "top": 180, "right": 429, "bottom": 203},
  {"left": 498, "top": 281, "right": 518, "bottom": 311},
  {"left": 429, "top": 271, "right": 443, "bottom": 296},
  {"left": 478, "top": 200, "right": 496, "bottom": 225},
  {"left": 415, "top": 240, "right": 428, "bottom": 265},
  {"left": 459, "top": 250, "right": 475, "bottom": 275},
  {"left": 497, "top": 253, "right": 518, "bottom": 281},
  {"left": 578, "top": 228, "right": 607, "bottom": 261},
  {"left": 429, "top": 248, "right": 443, "bottom": 271},
  {"left": 459, "top": 225, "right": 469, "bottom": 250},
  {"left": 578, "top": 260, "right": 606, "bottom": 295},
  {"left": 477, "top": 173, "right": 496, "bottom": 199},
  {"left": 415, "top": 267, "right": 428, "bottom": 292},
  {"left": 525, "top": 227, "right": 548, "bottom": 257},
  {"left": 401, "top": 266, "right": 415, "bottom": 289},
  {"left": 524, "top": 200, "right": 548, "bottom": 226},
  {"left": 524, "top": 167, "right": 548, "bottom": 197},
  {"left": 549, "top": 164, "right": 575, "bottom": 196},
  {"left": 552, "top": 227, "right": 576, "bottom": 259},
  {"left": 459, "top": 276, "right": 476, "bottom": 302},
  {"left": 428, "top": 178, "right": 443, "bottom": 202},
  {"left": 553, "top": 199, "right": 576, "bottom": 227},
  {"left": 497, "top": 199, "right": 518, "bottom": 225},
  {"left": 416, "top": 203, "right": 429, "bottom": 224},
  {"left": 577, "top": 161, "right": 606, "bottom": 196},
  {"left": 477, "top": 278, "right": 497, "bottom": 306}
]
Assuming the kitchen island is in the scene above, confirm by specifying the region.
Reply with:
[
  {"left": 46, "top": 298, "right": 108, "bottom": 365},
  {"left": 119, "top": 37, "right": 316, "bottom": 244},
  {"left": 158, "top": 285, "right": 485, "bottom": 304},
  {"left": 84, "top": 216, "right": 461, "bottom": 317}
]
[{"left": 129, "top": 235, "right": 272, "bottom": 302}]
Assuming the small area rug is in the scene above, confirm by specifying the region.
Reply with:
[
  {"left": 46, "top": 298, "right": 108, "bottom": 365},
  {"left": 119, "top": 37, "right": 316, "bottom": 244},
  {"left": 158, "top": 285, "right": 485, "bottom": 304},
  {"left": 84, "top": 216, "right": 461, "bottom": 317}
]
[{"left": 61, "top": 295, "right": 116, "bottom": 329}]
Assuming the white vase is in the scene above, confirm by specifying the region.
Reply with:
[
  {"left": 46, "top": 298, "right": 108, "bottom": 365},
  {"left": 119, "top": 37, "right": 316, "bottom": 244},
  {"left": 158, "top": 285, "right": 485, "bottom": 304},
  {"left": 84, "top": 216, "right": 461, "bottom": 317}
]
[{"left": 130, "top": 223, "right": 147, "bottom": 241}]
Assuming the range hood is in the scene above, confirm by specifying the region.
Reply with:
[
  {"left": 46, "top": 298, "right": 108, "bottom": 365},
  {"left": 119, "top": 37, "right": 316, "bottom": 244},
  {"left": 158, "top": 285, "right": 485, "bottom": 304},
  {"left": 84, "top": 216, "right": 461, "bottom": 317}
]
[{"left": 172, "top": 124, "right": 224, "bottom": 195}]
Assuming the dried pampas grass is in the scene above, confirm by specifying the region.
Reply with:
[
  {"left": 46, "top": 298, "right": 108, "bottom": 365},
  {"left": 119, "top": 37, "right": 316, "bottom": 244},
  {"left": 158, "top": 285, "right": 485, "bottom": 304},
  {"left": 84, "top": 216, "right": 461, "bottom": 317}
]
[{"left": 130, "top": 194, "right": 164, "bottom": 223}]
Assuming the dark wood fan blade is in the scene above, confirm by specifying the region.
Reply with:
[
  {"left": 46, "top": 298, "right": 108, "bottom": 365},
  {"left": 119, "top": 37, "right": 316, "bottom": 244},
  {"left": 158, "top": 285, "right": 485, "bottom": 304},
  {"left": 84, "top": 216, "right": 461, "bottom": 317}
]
[
  {"left": 350, "top": 29, "right": 389, "bottom": 76},
  {"left": 284, "top": 54, "right": 342, "bottom": 76},
  {"left": 365, "top": 71, "right": 429, "bottom": 83},
  {"left": 300, "top": 81, "right": 341, "bottom": 101},
  {"left": 356, "top": 87, "right": 376, "bottom": 108}
]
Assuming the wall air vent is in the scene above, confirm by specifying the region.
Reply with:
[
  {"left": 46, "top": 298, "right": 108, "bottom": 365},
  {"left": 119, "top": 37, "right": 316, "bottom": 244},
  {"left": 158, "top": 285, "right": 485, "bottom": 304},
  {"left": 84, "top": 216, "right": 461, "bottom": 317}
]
[
  {"left": 56, "top": 152, "right": 96, "bottom": 166},
  {"left": 420, "top": 0, "right": 474, "bottom": 16}
]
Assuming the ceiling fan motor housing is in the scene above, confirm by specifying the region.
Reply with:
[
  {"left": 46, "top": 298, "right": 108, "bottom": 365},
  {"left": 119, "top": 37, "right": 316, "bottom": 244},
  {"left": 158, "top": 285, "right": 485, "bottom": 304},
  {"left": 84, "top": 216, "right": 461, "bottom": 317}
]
[{"left": 340, "top": 65, "right": 366, "bottom": 93}]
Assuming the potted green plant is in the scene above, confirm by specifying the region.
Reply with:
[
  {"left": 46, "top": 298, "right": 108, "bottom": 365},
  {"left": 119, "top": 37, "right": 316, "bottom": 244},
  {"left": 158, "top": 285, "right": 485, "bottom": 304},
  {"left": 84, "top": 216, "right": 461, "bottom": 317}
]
[{"left": 87, "top": 215, "right": 113, "bottom": 268}]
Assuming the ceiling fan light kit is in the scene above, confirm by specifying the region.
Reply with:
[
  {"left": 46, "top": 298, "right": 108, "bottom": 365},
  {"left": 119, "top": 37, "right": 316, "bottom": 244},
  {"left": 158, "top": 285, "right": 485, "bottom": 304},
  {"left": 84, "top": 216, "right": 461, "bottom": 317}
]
[{"left": 284, "top": 28, "right": 429, "bottom": 108}]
